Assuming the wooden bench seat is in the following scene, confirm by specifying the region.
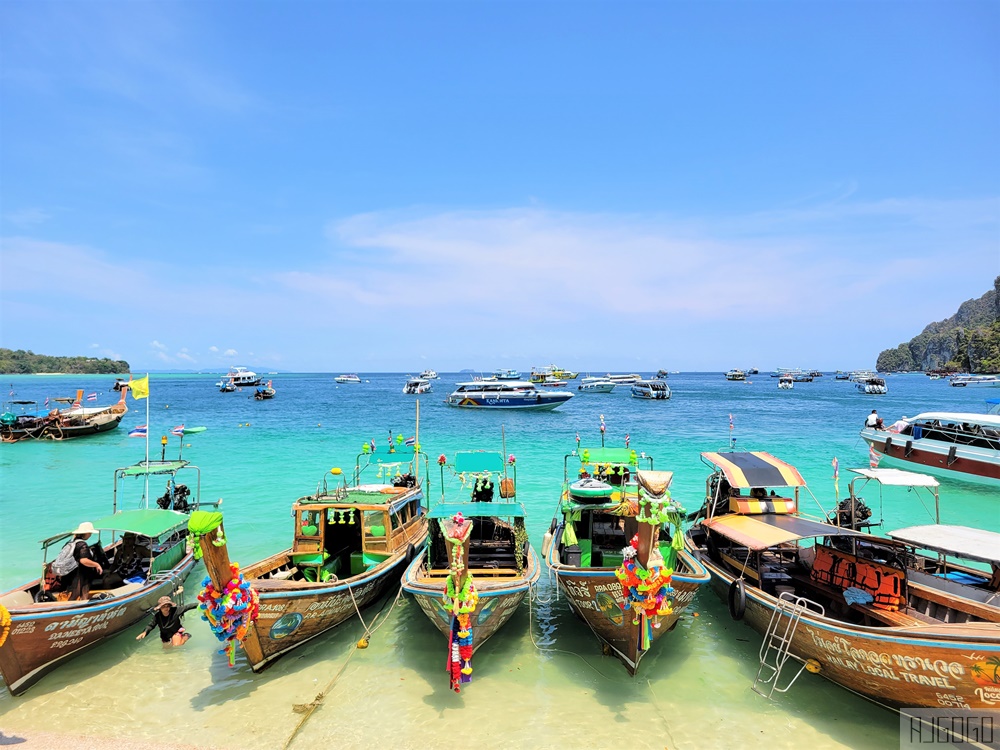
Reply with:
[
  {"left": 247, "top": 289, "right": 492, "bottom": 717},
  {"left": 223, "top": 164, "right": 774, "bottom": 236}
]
[{"left": 787, "top": 572, "right": 928, "bottom": 628}]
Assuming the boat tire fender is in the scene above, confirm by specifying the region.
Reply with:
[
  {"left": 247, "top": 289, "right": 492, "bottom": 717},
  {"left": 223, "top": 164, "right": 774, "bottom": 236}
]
[
  {"left": 405, "top": 543, "right": 417, "bottom": 565},
  {"left": 728, "top": 578, "right": 747, "bottom": 621}
]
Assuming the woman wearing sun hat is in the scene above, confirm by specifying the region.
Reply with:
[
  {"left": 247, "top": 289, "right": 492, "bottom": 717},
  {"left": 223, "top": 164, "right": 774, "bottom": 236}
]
[
  {"left": 66, "top": 521, "right": 103, "bottom": 601},
  {"left": 136, "top": 596, "right": 196, "bottom": 647}
]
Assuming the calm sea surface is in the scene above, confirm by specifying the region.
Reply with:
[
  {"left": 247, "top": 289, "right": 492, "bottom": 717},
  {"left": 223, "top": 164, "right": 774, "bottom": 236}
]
[{"left": 1, "top": 372, "right": 997, "bottom": 749}]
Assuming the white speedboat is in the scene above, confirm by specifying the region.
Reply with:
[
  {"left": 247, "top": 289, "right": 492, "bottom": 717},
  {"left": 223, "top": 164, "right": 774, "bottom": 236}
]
[
  {"left": 419, "top": 369, "right": 439, "bottom": 380},
  {"left": 630, "top": 380, "right": 671, "bottom": 400},
  {"left": 403, "top": 378, "right": 432, "bottom": 395},
  {"left": 445, "top": 381, "right": 573, "bottom": 411},
  {"left": 335, "top": 374, "right": 362, "bottom": 384},
  {"left": 577, "top": 377, "right": 615, "bottom": 394},
  {"left": 950, "top": 375, "right": 1000, "bottom": 387},
  {"left": 861, "top": 411, "right": 1000, "bottom": 487},
  {"left": 778, "top": 376, "right": 794, "bottom": 390},
  {"left": 605, "top": 373, "right": 642, "bottom": 385},
  {"left": 855, "top": 377, "right": 888, "bottom": 395},
  {"left": 725, "top": 369, "right": 746, "bottom": 381}
]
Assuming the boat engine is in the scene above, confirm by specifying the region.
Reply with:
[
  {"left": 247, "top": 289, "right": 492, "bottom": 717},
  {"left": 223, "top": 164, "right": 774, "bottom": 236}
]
[
  {"left": 157, "top": 483, "right": 191, "bottom": 512},
  {"left": 392, "top": 473, "right": 416, "bottom": 489},
  {"left": 827, "top": 497, "right": 872, "bottom": 530}
]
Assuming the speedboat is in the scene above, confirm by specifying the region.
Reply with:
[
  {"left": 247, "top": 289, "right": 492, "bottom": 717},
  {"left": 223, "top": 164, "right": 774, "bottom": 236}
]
[
  {"left": 335, "top": 374, "right": 362, "bottom": 384},
  {"left": 530, "top": 365, "right": 578, "bottom": 382},
  {"left": 577, "top": 377, "right": 615, "bottom": 394},
  {"left": 445, "top": 381, "right": 573, "bottom": 411},
  {"left": 684, "top": 454, "right": 1000, "bottom": 715},
  {"left": 855, "top": 377, "right": 888, "bottom": 395},
  {"left": 726, "top": 369, "right": 746, "bottom": 381},
  {"left": 950, "top": 375, "right": 1000, "bottom": 387},
  {"left": 419, "top": 370, "right": 439, "bottom": 380},
  {"left": 492, "top": 368, "right": 521, "bottom": 380},
  {"left": 535, "top": 375, "right": 568, "bottom": 388},
  {"left": 860, "top": 411, "right": 1000, "bottom": 487},
  {"left": 778, "top": 376, "right": 794, "bottom": 390},
  {"left": 225, "top": 367, "right": 261, "bottom": 387},
  {"left": 545, "top": 436, "right": 710, "bottom": 674},
  {"left": 605, "top": 373, "right": 642, "bottom": 385},
  {"left": 630, "top": 380, "right": 670, "bottom": 400},
  {"left": 403, "top": 449, "right": 539, "bottom": 692},
  {"left": 403, "top": 378, "right": 432, "bottom": 395}
]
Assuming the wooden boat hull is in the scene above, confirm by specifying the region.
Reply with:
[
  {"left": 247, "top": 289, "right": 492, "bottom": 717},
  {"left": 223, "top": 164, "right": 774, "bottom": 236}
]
[
  {"left": 696, "top": 551, "right": 1000, "bottom": 712},
  {"left": 402, "top": 548, "right": 541, "bottom": 652},
  {"left": 212, "top": 532, "right": 428, "bottom": 672},
  {"left": 548, "top": 548, "right": 710, "bottom": 675},
  {"left": 1, "top": 407, "right": 126, "bottom": 443},
  {"left": 0, "top": 555, "right": 193, "bottom": 695}
]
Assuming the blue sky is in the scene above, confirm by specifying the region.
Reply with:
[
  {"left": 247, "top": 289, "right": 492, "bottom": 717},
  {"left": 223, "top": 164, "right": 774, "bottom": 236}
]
[{"left": 1, "top": 1, "right": 998, "bottom": 373}]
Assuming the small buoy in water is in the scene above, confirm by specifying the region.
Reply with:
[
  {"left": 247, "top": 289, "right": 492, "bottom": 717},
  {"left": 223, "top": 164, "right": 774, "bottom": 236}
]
[
  {"left": 357, "top": 637, "right": 369, "bottom": 649},
  {"left": 805, "top": 659, "right": 822, "bottom": 674},
  {"left": 693, "top": 612, "right": 699, "bottom": 617},
  {"left": 317, "top": 423, "right": 322, "bottom": 427}
]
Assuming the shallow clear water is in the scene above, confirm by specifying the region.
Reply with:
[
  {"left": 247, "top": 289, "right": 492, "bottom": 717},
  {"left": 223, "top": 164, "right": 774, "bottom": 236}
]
[{"left": 0, "top": 372, "right": 996, "bottom": 748}]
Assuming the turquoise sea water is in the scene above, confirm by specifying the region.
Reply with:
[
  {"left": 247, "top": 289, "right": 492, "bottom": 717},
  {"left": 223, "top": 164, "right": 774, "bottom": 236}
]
[{"left": 0, "top": 372, "right": 997, "bottom": 749}]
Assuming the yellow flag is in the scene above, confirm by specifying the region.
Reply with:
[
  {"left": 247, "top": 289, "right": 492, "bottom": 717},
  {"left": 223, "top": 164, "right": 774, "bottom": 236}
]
[{"left": 130, "top": 376, "right": 149, "bottom": 400}]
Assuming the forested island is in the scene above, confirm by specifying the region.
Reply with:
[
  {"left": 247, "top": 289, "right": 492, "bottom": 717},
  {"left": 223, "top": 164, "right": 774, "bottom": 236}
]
[
  {"left": 876, "top": 276, "right": 1000, "bottom": 373},
  {"left": 0, "top": 349, "right": 130, "bottom": 374}
]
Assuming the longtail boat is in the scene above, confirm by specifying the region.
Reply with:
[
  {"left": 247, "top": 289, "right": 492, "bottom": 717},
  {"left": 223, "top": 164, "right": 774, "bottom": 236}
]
[
  {"left": 0, "top": 456, "right": 211, "bottom": 695},
  {"left": 684, "top": 452, "right": 1000, "bottom": 714},
  {"left": 544, "top": 436, "right": 710, "bottom": 675},
  {"left": 402, "top": 450, "right": 540, "bottom": 692},
  {"left": 195, "top": 438, "right": 429, "bottom": 671},
  {"left": 1, "top": 389, "right": 128, "bottom": 442}
]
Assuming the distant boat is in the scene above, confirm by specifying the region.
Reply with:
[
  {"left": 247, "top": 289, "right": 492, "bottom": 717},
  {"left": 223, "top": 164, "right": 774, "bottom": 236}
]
[
  {"left": 855, "top": 377, "right": 887, "bottom": 395},
  {"left": 726, "top": 369, "right": 746, "bottom": 381},
  {"left": 492, "top": 368, "right": 521, "bottom": 380},
  {"left": 778, "top": 376, "right": 794, "bottom": 390},
  {"left": 419, "top": 370, "right": 439, "bottom": 380},
  {"left": 605, "top": 373, "right": 642, "bottom": 385},
  {"left": 0, "top": 389, "right": 128, "bottom": 442},
  {"left": 950, "top": 375, "right": 1000, "bottom": 388},
  {"left": 577, "top": 377, "right": 616, "bottom": 394},
  {"left": 253, "top": 381, "right": 276, "bottom": 400},
  {"left": 446, "top": 381, "right": 573, "bottom": 411},
  {"left": 403, "top": 378, "right": 432, "bottom": 395},
  {"left": 630, "top": 380, "right": 671, "bottom": 400},
  {"left": 223, "top": 367, "right": 261, "bottom": 387},
  {"left": 335, "top": 374, "right": 362, "bottom": 384}
]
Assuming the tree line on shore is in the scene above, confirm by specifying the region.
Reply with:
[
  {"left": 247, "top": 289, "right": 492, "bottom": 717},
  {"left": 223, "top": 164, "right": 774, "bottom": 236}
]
[{"left": 0, "top": 349, "right": 130, "bottom": 375}]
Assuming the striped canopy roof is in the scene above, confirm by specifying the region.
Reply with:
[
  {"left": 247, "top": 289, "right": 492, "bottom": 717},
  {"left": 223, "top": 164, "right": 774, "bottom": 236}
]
[{"left": 701, "top": 451, "right": 806, "bottom": 489}]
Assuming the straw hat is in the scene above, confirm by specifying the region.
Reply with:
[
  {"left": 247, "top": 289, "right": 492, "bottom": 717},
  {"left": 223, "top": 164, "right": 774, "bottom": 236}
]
[
  {"left": 72, "top": 521, "right": 96, "bottom": 537},
  {"left": 156, "top": 596, "right": 174, "bottom": 609}
]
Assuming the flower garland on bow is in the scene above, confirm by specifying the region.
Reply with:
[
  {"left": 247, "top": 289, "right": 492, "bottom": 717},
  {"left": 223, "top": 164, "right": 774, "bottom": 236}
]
[
  {"left": 614, "top": 535, "right": 676, "bottom": 651},
  {"left": 443, "top": 512, "right": 477, "bottom": 692},
  {"left": 198, "top": 563, "right": 260, "bottom": 667},
  {"left": 0, "top": 603, "right": 10, "bottom": 648}
]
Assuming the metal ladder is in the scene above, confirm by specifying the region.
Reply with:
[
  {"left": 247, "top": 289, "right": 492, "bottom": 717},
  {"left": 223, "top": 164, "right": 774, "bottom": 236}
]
[{"left": 752, "top": 592, "right": 824, "bottom": 698}]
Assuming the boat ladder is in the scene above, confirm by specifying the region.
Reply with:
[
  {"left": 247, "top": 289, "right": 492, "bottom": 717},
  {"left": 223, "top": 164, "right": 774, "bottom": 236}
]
[{"left": 752, "top": 592, "right": 824, "bottom": 699}]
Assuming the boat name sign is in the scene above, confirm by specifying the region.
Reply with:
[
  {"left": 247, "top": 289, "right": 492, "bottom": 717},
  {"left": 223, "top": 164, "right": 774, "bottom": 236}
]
[
  {"left": 562, "top": 579, "right": 697, "bottom": 616},
  {"left": 803, "top": 626, "right": 989, "bottom": 700},
  {"left": 34, "top": 604, "right": 130, "bottom": 650}
]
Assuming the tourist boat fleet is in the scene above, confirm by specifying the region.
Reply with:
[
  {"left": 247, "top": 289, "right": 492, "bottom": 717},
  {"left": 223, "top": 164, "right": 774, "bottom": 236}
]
[{"left": 2, "top": 375, "right": 997, "bottom": 725}]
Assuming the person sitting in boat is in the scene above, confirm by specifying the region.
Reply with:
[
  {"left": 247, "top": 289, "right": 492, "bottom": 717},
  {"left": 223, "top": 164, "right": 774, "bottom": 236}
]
[
  {"left": 864, "top": 410, "right": 884, "bottom": 430},
  {"left": 65, "top": 522, "right": 103, "bottom": 600},
  {"left": 34, "top": 564, "right": 65, "bottom": 603},
  {"left": 888, "top": 416, "right": 909, "bottom": 434},
  {"left": 136, "top": 596, "right": 196, "bottom": 647},
  {"left": 750, "top": 487, "right": 767, "bottom": 500}
]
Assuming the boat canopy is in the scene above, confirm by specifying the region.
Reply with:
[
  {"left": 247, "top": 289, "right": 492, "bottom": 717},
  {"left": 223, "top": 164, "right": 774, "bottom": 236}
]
[
  {"left": 454, "top": 451, "right": 505, "bottom": 474},
  {"left": 578, "top": 447, "right": 635, "bottom": 465},
  {"left": 42, "top": 509, "right": 189, "bottom": 545},
  {"left": 888, "top": 525, "right": 1000, "bottom": 565},
  {"left": 702, "top": 513, "right": 867, "bottom": 551},
  {"left": 701, "top": 451, "right": 806, "bottom": 489},
  {"left": 427, "top": 503, "right": 525, "bottom": 519},
  {"left": 907, "top": 411, "right": 1000, "bottom": 429},
  {"left": 118, "top": 460, "right": 188, "bottom": 477},
  {"left": 847, "top": 468, "right": 940, "bottom": 488}
]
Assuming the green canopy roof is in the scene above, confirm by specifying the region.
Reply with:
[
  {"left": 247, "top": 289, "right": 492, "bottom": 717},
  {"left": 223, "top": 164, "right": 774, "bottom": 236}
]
[
  {"left": 578, "top": 447, "right": 635, "bottom": 465},
  {"left": 118, "top": 460, "right": 189, "bottom": 477},
  {"left": 428, "top": 503, "right": 525, "bottom": 519},
  {"left": 90, "top": 509, "right": 190, "bottom": 537},
  {"left": 453, "top": 451, "right": 505, "bottom": 473}
]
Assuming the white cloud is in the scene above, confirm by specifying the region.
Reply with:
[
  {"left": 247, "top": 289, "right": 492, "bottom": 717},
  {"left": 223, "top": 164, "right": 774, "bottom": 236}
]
[
  {"left": 176, "top": 351, "right": 196, "bottom": 363},
  {"left": 208, "top": 346, "right": 219, "bottom": 353},
  {"left": 223, "top": 349, "right": 237, "bottom": 357},
  {"left": 150, "top": 340, "right": 168, "bottom": 351},
  {"left": 3, "top": 208, "right": 52, "bottom": 226}
]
